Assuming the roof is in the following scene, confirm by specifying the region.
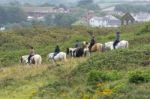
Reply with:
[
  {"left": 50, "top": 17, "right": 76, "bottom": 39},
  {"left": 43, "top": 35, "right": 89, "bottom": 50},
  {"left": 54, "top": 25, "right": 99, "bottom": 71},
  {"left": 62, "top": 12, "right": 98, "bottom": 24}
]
[
  {"left": 121, "top": 12, "right": 135, "bottom": 21},
  {"left": 91, "top": 15, "right": 120, "bottom": 21},
  {"left": 72, "top": 20, "right": 88, "bottom": 26}
]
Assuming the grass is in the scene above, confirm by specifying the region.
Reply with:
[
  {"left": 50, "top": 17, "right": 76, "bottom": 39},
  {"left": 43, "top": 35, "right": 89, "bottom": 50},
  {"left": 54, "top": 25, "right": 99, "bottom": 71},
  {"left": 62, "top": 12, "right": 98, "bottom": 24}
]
[{"left": 0, "top": 22, "right": 150, "bottom": 99}]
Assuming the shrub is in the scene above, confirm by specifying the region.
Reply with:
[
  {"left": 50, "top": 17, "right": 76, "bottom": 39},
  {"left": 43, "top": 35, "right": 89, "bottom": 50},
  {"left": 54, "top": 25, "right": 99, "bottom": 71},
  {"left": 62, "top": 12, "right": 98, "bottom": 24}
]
[
  {"left": 129, "top": 71, "right": 150, "bottom": 84},
  {"left": 87, "top": 70, "right": 121, "bottom": 85},
  {"left": 137, "top": 22, "right": 150, "bottom": 35}
]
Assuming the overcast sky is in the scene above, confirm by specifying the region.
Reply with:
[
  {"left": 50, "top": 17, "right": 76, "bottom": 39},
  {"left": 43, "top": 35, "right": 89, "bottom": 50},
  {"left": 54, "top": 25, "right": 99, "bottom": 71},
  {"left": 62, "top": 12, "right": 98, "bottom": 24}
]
[{"left": 0, "top": 0, "right": 149, "bottom": 4}]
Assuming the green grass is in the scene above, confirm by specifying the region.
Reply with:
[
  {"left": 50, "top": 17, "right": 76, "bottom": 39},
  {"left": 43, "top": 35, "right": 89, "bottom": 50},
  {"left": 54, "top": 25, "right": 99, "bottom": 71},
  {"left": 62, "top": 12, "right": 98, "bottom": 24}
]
[{"left": 0, "top": 22, "right": 150, "bottom": 99}]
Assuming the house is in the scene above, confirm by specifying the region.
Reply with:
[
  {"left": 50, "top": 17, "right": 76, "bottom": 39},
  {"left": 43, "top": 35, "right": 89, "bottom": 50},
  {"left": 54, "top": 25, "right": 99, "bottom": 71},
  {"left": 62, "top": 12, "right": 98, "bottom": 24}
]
[
  {"left": 81, "top": 10, "right": 95, "bottom": 23},
  {"left": 121, "top": 13, "right": 135, "bottom": 25},
  {"left": 132, "top": 13, "right": 150, "bottom": 22},
  {"left": 0, "top": 27, "right": 5, "bottom": 31},
  {"left": 89, "top": 15, "right": 121, "bottom": 27}
]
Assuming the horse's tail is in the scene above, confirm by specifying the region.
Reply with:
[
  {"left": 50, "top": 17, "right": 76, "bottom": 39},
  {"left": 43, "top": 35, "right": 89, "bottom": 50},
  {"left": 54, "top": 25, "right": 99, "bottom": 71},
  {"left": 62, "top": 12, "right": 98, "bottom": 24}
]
[
  {"left": 39, "top": 56, "right": 42, "bottom": 64},
  {"left": 126, "top": 41, "right": 129, "bottom": 48},
  {"left": 20, "top": 56, "right": 23, "bottom": 63},
  {"left": 47, "top": 54, "right": 50, "bottom": 61},
  {"left": 37, "top": 55, "right": 42, "bottom": 65},
  {"left": 66, "top": 48, "right": 69, "bottom": 55},
  {"left": 100, "top": 44, "right": 104, "bottom": 52},
  {"left": 102, "top": 44, "right": 105, "bottom": 52},
  {"left": 64, "top": 53, "right": 67, "bottom": 62}
]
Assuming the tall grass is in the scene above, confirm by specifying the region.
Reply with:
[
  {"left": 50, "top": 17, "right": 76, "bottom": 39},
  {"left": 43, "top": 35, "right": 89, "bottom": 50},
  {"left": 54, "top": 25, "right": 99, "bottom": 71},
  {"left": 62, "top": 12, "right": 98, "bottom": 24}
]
[{"left": 0, "top": 22, "right": 150, "bottom": 99}]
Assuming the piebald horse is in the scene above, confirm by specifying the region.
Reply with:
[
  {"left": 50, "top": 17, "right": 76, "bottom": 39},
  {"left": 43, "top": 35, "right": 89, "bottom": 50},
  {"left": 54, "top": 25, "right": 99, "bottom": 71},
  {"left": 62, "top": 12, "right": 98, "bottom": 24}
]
[
  {"left": 20, "top": 54, "right": 42, "bottom": 65},
  {"left": 66, "top": 48, "right": 77, "bottom": 57},
  {"left": 104, "top": 40, "right": 129, "bottom": 50},
  {"left": 66, "top": 47, "right": 87, "bottom": 57}
]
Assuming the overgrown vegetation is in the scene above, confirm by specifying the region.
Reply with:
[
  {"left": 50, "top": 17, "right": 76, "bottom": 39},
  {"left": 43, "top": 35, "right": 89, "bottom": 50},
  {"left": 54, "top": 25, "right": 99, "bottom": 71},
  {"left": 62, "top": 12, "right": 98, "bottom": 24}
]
[{"left": 0, "top": 22, "right": 150, "bottom": 99}]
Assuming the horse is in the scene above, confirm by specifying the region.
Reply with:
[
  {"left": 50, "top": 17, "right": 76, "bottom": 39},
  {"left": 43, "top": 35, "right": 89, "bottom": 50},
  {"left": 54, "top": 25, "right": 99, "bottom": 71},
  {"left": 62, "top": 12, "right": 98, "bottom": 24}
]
[
  {"left": 83, "top": 41, "right": 103, "bottom": 52},
  {"left": 20, "top": 54, "right": 42, "bottom": 65},
  {"left": 66, "top": 47, "right": 85, "bottom": 57},
  {"left": 48, "top": 52, "right": 67, "bottom": 62},
  {"left": 104, "top": 40, "right": 129, "bottom": 50},
  {"left": 66, "top": 48, "right": 77, "bottom": 57}
]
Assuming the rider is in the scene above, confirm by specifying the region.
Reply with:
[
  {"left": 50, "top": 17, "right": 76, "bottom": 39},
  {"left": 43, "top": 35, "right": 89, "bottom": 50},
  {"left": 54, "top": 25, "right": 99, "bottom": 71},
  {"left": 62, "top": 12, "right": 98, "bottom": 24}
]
[
  {"left": 75, "top": 40, "right": 81, "bottom": 48},
  {"left": 53, "top": 45, "right": 60, "bottom": 59},
  {"left": 89, "top": 36, "right": 96, "bottom": 52},
  {"left": 28, "top": 46, "right": 35, "bottom": 63},
  {"left": 113, "top": 32, "right": 120, "bottom": 49}
]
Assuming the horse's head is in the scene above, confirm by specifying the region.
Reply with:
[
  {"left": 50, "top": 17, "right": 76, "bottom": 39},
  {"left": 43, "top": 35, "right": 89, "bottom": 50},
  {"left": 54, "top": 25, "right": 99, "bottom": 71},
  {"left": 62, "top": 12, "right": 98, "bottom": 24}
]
[
  {"left": 66, "top": 48, "right": 70, "bottom": 55},
  {"left": 82, "top": 41, "right": 89, "bottom": 48},
  {"left": 20, "top": 56, "right": 23, "bottom": 63},
  {"left": 83, "top": 41, "right": 86, "bottom": 45},
  {"left": 20, "top": 55, "right": 29, "bottom": 64}
]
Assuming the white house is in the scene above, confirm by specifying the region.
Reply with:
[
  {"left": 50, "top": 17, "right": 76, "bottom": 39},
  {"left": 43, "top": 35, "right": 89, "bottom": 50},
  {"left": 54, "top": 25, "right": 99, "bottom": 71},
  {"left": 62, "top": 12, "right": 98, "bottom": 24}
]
[
  {"left": 0, "top": 27, "right": 6, "bottom": 31},
  {"left": 132, "top": 13, "right": 150, "bottom": 22},
  {"left": 89, "top": 15, "right": 121, "bottom": 27},
  {"left": 27, "top": 16, "right": 45, "bottom": 21}
]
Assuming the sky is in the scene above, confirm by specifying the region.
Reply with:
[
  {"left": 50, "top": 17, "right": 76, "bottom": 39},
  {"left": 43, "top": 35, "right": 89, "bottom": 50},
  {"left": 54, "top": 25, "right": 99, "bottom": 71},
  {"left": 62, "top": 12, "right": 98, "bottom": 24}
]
[{"left": 0, "top": 0, "right": 149, "bottom": 5}]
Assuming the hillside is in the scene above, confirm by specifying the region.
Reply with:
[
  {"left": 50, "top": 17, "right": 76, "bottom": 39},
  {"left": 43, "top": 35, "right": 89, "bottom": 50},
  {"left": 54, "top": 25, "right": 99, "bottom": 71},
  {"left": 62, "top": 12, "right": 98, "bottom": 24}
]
[{"left": 0, "top": 22, "right": 150, "bottom": 99}]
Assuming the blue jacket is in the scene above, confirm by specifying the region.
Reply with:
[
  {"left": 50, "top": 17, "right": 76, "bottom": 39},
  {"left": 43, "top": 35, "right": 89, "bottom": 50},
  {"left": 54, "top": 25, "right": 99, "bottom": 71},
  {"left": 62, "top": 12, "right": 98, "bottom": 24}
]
[
  {"left": 54, "top": 46, "right": 60, "bottom": 53},
  {"left": 75, "top": 42, "right": 80, "bottom": 48},
  {"left": 115, "top": 33, "right": 120, "bottom": 41}
]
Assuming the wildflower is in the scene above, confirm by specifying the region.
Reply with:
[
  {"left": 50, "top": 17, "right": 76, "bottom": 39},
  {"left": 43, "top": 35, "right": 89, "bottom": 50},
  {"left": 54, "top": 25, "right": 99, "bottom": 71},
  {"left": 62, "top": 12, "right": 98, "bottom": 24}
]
[
  {"left": 96, "top": 82, "right": 105, "bottom": 87},
  {"left": 82, "top": 95, "right": 87, "bottom": 99},
  {"left": 60, "top": 92, "right": 67, "bottom": 97},
  {"left": 82, "top": 93, "right": 87, "bottom": 99},
  {"left": 97, "top": 89, "right": 113, "bottom": 96}
]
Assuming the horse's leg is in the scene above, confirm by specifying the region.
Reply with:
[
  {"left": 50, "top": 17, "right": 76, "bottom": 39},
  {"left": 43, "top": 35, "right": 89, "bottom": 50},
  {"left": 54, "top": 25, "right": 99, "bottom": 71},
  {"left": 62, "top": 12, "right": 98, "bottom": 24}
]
[
  {"left": 84, "top": 51, "right": 87, "bottom": 57},
  {"left": 51, "top": 59, "right": 56, "bottom": 66},
  {"left": 71, "top": 51, "right": 73, "bottom": 58},
  {"left": 110, "top": 45, "right": 114, "bottom": 50},
  {"left": 64, "top": 55, "right": 67, "bottom": 62}
]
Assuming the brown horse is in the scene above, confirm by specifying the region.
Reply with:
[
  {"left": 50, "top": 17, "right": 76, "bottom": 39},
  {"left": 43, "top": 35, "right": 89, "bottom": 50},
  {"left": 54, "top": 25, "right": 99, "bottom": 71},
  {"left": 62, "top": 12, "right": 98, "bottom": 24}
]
[{"left": 83, "top": 41, "right": 103, "bottom": 52}]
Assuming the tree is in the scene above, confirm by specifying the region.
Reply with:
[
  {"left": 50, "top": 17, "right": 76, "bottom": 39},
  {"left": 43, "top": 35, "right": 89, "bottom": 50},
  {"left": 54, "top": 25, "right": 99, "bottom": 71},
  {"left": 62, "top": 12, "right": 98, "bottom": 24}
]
[
  {"left": 45, "top": 13, "right": 77, "bottom": 27},
  {"left": 77, "top": 0, "right": 100, "bottom": 10},
  {"left": 78, "top": 0, "right": 93, "bottom": 6},
  {"left": 0, "top": 6, "right": 27, "bottom": 26}
]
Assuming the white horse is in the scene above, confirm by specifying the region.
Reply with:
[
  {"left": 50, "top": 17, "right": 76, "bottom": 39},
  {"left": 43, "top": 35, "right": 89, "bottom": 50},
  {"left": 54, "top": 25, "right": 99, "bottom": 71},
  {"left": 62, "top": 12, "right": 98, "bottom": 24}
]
[
  {"left": 48, "top": 52, "right": 67, "bottom": 62},
  {"left": 104, "top": 40, "right": 129, "bottom": 50},
  {"left": 20, "top": 54, "right": 42, "bottom": 65}
]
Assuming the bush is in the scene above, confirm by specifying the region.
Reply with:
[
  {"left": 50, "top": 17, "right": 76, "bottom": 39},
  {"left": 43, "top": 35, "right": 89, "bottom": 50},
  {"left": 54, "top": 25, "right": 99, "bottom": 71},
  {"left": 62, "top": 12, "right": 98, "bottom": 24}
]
[
  {"left": 74, "top": 49, "right": 150, "bottom": 77},
  {"left": 129, "top": 71, "right": 150, "bottom": 84},
  {"left": 87, "top": 70, "right": 121, "bottom": 85},
  {"left": 137, "top": 22, "right": 150, "bottom": 35}
]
